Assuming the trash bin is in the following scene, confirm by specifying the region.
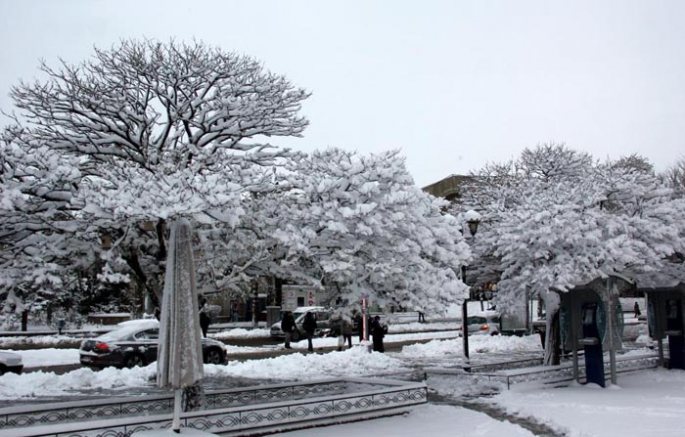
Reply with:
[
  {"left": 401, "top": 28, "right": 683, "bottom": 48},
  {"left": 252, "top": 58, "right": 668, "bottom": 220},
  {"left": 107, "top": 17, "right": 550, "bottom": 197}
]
[
  {"left": 266, "top": 306, "right": 281, "bottom": 328},
  {"left": 581, "top": 302, "right": 605, "bottom": 387}
]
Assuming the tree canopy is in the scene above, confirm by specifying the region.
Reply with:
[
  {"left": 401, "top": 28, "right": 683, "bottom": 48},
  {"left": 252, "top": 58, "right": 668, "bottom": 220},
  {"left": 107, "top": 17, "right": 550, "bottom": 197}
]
[
  {"left": 462, "top": 144, "right": 685, "bottom": 305},
  {"left": 1, "top": 39, "right": 471, "bottom": 320}
]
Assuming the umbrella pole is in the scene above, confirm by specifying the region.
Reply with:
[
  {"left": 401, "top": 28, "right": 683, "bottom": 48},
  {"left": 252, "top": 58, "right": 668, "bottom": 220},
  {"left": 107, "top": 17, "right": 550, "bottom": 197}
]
[{"left": 173, "top": 389, "right": 182, "bottom": 433}]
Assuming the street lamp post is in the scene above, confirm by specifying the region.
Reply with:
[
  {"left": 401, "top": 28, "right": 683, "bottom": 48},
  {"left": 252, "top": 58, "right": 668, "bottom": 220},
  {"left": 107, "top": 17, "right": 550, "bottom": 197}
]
[
  {"left": 461, "top": 211, "right": 481, "bottom": 372},
  {"left": 461, "top": 268, "right": 471, "bottom": 371}
]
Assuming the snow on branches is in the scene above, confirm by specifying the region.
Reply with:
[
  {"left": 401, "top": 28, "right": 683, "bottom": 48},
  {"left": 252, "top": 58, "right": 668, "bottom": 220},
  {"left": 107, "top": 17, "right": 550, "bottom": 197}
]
[
  {"left": 1, "top": 39, "right": 310, "bottom": 302},
  {"left": 275, "top": 148, "right": 471, "bottom": 314},
  {"left": 463, "top": 144, "right": 685, "bottom": 305}
]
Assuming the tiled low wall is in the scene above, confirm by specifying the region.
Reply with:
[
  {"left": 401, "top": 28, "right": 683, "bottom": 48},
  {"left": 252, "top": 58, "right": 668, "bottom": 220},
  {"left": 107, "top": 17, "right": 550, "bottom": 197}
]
[{"left": 1, "top": 377, "right": 427, "bottom": 437}]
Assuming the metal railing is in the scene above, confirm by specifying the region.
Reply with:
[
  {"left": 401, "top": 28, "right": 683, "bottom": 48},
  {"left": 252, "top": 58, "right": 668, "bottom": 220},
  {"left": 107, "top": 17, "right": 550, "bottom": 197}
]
[
  {"left": 427, "top": 352, "right": 659, "bottom": 390},
  {"left": 0, "top": 377, "right": 427, "bottom": 437}
]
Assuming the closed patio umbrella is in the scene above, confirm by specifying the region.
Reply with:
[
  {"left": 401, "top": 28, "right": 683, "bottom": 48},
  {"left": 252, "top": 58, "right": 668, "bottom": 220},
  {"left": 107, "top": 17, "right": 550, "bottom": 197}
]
[{"left": 158, "top": 219, "right": 204, "bottom": 433}]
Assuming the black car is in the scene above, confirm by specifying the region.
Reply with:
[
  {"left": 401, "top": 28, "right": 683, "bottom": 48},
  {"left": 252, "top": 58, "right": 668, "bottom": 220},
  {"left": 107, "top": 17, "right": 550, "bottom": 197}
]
[
  {"left": 0, "top": 351, "right": 23, "bottom": 375},
  {"left": 79, "top": 320, "right": 228, "bottom": 369}
]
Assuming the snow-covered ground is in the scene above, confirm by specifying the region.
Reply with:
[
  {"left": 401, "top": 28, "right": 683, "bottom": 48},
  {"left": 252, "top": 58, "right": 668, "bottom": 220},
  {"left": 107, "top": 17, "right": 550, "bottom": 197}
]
[
  {"left": 275, "top": 368, "right": 685, "bottom": 437},
  {"left": 490, "top": 369, "right": 685, "bottom": 437},
  {"left": 277, "top": 403, "right": 536, "bottom": 437},
  {"left": 1, "top": 326, "right": 678, "bottom": 436}
]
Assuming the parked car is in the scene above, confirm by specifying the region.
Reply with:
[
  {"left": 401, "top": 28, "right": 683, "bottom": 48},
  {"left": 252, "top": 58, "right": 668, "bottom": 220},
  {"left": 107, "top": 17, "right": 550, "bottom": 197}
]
[
  {"left": 467, "top": 310, "right": 501, "bottom": 336},
  {"left": 270, "top": 307, "right": 333, "bottom": 342},
  {"left": 79, "top": 319, "right": 228, "bottom": 369},
  {"left": 0, "top": 351, "right": 23, "bottom": 375}
]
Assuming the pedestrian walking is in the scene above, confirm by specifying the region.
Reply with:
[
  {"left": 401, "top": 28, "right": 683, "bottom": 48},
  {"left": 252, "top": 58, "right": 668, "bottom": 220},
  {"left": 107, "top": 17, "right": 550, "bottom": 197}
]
[
  {"left": 329, "top": 311, "right": 344, "bottom": 350},
  {"left": 634, "top": 301, "right": 642, "bottom": 318},
  {"left": 371, "top": 315, "right": 387, "bottom": 353},
  {"left": 281, "top": 311, "right": 295, "bottom": 349},
  {"left": 199, "top": 298, "right": 212, "bottom": 338},
  {"left": 303, "top": 311, "right": 317, "bottom": 352},
  {"left": 353, "top": 310, "right": 363, "bottom": 343},
  {"left": 367, "top": 315, "right": 374, "bottom": 342},
  {"left": 232, "top": 301, "right": 240, "bottom": 322},
  {"left": 341, "top": 316, "right": 353, "bottom": 349}
]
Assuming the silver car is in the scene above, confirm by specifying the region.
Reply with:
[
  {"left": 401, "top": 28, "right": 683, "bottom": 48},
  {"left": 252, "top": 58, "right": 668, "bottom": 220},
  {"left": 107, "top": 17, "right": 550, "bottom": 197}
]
[{"left": 467, "top": 311, "right": 501, "bottom": 336}]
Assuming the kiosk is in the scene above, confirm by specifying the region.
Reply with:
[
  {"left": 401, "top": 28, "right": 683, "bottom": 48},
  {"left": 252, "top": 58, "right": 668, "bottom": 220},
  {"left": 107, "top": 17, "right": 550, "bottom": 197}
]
[{"left": 580, "top": 302, "right": 605, "bottom": 387}]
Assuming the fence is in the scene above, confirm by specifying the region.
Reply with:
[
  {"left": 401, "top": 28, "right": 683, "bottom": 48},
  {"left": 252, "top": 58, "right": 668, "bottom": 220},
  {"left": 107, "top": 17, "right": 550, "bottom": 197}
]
[
  {"left": 427, "top": 352, "right": 659, "bottom": 391},
  {"left": 0, "top": 377, "right": 426, "bottom": 437}
]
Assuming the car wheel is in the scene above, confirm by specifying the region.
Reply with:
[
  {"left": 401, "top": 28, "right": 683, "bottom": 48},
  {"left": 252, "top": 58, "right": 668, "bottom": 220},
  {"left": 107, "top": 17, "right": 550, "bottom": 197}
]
[
  {"left": 491, "top": 331, "right": 500, "bottom": 336},
  {"left": 0, "top": 365, "right": 5, "bottom": 376},
  {"left": 291, "top": 330, "right": 301, "bottom": 342},
  {"left": 124, "top": 354, "right": 145, "bottom": 368},
  {"left": 205, "top": 348, "right": 224, "bottom": 365}
]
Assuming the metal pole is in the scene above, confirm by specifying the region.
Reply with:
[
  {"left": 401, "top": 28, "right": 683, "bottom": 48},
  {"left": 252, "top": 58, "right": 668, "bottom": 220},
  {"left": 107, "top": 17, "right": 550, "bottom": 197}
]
[
  {"left": 655, "top": 294, "right": 665, "bottom": 367},
  {"left": 570, "top": 294, "right": 579, "bottom": 382},
  {"left": 527, "top": 291, "right": 533, "bottom": 335},
  {"left": 362, "top": 298, "right": 366, "bottom": 343},
  {"left": 462, "top": 299, "right": 470, "bottom": 371},
  {"left": 608, "top": 281, "right": 617, "bottom": 385}
]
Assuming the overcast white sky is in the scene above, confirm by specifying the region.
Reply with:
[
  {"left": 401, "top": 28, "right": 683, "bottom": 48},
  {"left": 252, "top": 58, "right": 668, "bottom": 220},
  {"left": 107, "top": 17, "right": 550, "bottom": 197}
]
[{"left": 1, "top": 0, "right": 684, "bottom": 187}]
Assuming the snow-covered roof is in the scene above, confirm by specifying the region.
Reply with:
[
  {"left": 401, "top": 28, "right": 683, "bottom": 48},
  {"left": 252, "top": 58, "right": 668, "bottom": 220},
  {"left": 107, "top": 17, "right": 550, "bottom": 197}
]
[
  {"left": 292, "top": 306, "right": 328, "bottom": 313},
  {"left": 116, "top": 319, "right": 160, "bottom": 329},
  {"left": 624, "top": 261, "right": 685, "bottom": 290}
]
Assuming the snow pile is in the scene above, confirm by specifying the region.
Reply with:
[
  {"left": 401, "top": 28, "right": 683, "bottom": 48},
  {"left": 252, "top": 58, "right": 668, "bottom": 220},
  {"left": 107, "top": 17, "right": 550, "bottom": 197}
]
[
  {"left": 0, "top": 366, "right": 154, "bottom": 399},
  {"left": 211, "top": 328, "right": 271, "bottom": 340},
  {"left": 208, "top": 346, "right": 406, "bottom": 380},
  {"left": 401, "top": 334, "right": 541, "bottom": 359},
  {"left": 0, "top": 335, "right": 81, "bottom": 348}
]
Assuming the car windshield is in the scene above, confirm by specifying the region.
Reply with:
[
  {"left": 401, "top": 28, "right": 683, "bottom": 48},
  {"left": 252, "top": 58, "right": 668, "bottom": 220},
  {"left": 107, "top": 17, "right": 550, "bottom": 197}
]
[{"left": 134, "top": 328, "right": 159, "bottom": 340}]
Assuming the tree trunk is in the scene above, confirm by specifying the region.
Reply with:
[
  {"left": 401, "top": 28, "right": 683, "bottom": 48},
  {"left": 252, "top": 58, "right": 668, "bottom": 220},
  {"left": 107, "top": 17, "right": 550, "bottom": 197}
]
[
  {"left": 252, "top": 282, "right": 259, "bottom": 328},
  {"left": 274, "top": 277, "right": 283, "bottom": 307},
  {"left": 543, "top": 308, "right": 561, "bottom": 365},
  {"left": 182, "top": 381, "right": 204, "bottom": 411}
]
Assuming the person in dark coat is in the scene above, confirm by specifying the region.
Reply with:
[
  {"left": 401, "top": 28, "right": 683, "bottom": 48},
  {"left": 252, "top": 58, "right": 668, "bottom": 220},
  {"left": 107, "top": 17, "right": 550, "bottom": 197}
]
[
  {"left": 199, "top": 312, "right": 211, "bottom": 338},
  {"left": 199, "top": 298, "right": 211, "bottom": 338},
  {"left": 281, "top": 311, "right": 295, "bottom": 349},
  {"left": 367, "top": 315, "right": 374, "bottom": 342},
  {"left": 302, "top": 311, "right": 318, "bottom": 352},
  {"left": 634, "top": 301, "right": 642, "bottom": 318},
  {"left": 341, "top": 317, "right": 353, "bottom": 349},
  {"left": 353, "top": 310, "right": 363, "bottom": 343},
  {"left": 371, "top": 315, "right": 387, "bottom": 353}
]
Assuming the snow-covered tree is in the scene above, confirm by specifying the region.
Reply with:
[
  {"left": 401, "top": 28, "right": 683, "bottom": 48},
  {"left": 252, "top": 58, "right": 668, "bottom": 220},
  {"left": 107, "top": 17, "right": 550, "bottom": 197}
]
[
  {"left": 463, "top": 144, "right": 685, "bottom": 364},
  {"left": 663, "top": 157, "right": 685, "bottom": 197},
  {"left": 1, "top": 39, "right": 309, "bottom": 312},
  {"left": 270, "top": 148, "right": 472, "bottom": 314}
]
